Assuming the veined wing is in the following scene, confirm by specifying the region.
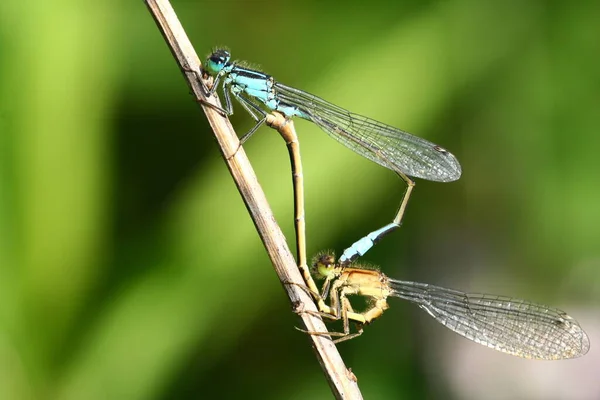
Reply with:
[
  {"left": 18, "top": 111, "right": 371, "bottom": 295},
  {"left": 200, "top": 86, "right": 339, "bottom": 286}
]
[
  {"left": 275, "top": 83, "right": 461, "bottom": 182},
  {"left": 389, "top": 279, "right": 590, "bottom": 360}
]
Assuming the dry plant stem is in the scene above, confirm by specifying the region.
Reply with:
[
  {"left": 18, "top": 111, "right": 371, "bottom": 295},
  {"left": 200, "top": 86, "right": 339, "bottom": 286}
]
[{"left": 144, "top": 1, "right": 363, "bottom": 398}]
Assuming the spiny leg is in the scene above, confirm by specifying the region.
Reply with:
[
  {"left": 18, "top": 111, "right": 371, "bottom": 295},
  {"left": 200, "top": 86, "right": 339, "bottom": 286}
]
[
  {"left": 339, "top": 171, "right": 415, "bottom": 264},
  {"left": 298, "top": 284, "right": 366, "bottom": 342},
  {"left": 182, "top": 65, "right": 231, "bottom": 116},
  {"left": 330, "top": 284, "right": 390, "bottom": 343},
  {"left": 330, "top": 283, "right": 367, "bottom": 343},
  {"left": 231, "top": 94, "right": 267, "bottom": 144},
  {"left": 284, "top": 280, "right": 366, "bottom": 323},
  {"left": 222, "top": 94, "right": 267, "bottom": 161},
  {"left": 332, "top": 295, "right": 365, "bottom": 344},
  {"left": 284, "top": 280, "right": 336, "bottom": 319}
]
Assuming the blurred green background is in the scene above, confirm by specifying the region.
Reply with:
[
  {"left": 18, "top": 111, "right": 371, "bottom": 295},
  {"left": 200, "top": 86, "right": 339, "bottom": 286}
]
[{"left": 1, "top": 0, "right": 599, "bottom": 399}]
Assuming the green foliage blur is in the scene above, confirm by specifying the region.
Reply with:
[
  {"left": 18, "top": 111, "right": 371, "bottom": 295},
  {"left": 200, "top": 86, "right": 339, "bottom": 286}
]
[{"left": 1, "top": 0, "right": 599, "bottom": 399}]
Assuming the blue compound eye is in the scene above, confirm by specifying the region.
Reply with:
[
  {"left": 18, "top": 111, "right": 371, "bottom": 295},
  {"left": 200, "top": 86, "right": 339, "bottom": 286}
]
[
  {"left": 209, "top": 55, "right": 224, "bottom": 65},
  {"left": 211, "top": 49, "right": 230, "bottom": 64},
  {"left": 205, "top": 49, "right": 231, "bottom": 75}
]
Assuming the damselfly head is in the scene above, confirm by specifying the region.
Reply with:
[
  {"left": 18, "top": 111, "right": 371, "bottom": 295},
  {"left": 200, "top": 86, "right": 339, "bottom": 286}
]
[
  {"left": 205, "top": 49, "right": 231, "bottom": 76},
  {"left": 311, "top": 251, "right": 337, "bottom": 279}
]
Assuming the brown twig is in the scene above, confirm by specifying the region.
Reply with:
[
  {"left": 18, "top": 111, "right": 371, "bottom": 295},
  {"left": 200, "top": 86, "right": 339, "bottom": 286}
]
[{"left": 144, "top": 0, "right": 363, "bottom": 398}]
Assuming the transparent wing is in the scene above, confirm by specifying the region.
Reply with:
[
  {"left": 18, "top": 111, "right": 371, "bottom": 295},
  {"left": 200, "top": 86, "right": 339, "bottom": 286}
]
[
  {"left": 275, "top": 83, "right": 461, "bottom": 182},
  {"left": 389, "top": 279, "right": 590, "bottom": 360}
]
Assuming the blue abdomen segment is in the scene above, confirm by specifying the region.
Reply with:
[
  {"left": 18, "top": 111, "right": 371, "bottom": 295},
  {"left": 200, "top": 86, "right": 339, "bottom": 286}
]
[{"left": 339, "top": 222, "right": 399, "bottom": 264}]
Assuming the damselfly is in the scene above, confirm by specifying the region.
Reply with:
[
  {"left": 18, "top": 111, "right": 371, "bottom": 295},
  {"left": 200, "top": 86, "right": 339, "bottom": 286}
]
[
  {"left": 202, "top": 48, "right": 461, "bottom": 265},
  {"left": 308, "top": 252, "right": 589, "bottom": 360}
]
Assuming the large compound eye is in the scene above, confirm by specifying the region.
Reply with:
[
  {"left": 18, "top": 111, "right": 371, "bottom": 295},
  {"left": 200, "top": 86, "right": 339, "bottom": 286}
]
[
  {"left": 209, "top": 55, "right": 224, "bottom": 65},
  {"left": 205, "top": 50, "right": 230, "bottom": 76},
  {"left": 210, "top": 49, "right": 231, "bottom": 65}
]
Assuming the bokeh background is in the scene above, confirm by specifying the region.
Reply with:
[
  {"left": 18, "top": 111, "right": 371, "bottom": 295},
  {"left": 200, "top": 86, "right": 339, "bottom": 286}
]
[{"left": 1, "top": 0, "right": 599, "bottom": 399}]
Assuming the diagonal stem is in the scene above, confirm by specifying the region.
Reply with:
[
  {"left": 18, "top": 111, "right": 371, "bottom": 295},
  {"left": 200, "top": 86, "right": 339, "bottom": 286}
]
[{"left": 144, "top": 1, "right": 363, "bottom": 398}]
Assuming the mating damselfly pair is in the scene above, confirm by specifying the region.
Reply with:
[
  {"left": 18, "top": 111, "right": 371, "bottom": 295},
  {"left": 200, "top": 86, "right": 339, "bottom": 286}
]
[{"left": 199, "top": 48, "right": 589, "bottom": 359}]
